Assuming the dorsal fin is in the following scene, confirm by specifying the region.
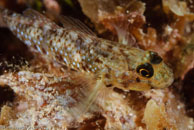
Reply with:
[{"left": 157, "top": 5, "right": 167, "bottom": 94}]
[
  {"left": 58, "top": 16, "right": 96, "bottom": 36},
  {"left": 23, "top": 9, "right": 53, "bottom": 23},
  {"left": 23, "top": 9, "right": 96, "bottom": 36},
  {"left": 23, "top": 9, "right": 44, "bottom": 18},
  {"left": 23, "top": 8, "right": 60, "bottom": 30}
]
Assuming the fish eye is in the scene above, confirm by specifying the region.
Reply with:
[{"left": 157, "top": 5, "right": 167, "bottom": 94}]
[
  {"left": 136, "top": 63, "right": 154, "bottom": 78},
  {"left": 149, "top": 51, "right": 162, "bottom": 64}
]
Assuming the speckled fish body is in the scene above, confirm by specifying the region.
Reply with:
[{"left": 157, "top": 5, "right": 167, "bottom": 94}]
[{"left": 0, "top": 8, "right": 174, "bottom": 91}]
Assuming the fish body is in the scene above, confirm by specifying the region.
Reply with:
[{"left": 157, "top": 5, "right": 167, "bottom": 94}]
[{"left": 0, "top": 8, "right": 174, "bottom": 91}]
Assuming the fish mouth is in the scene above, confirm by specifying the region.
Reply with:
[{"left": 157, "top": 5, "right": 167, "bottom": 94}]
[
  {"left": 161, "top": 68, "right": 174, "bottom": 88},
  {"left": 151, "top": 73, "right": 174, "bottom": 89},
  {"left": 163, "top": 75, "right": 174, "bottom": 88},
  {"left": 150, "top": 62, "right": 174, "bottom": 89}
]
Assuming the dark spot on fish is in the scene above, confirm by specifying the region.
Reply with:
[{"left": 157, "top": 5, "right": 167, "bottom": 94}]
[
  {"left": 107, "top": 45, "right": 113, "bottom": 50},
  {"left": 82, "top": 65, "right": 87, "bottom": 71},
  {"left": 106, "top": 84, "right": 113, "bottom": 87},
  {"left": 93, "top": 40, "right": 99, "bottom": 46},
  {"left": 105, "top": 73, "right": 110, "bottom": 78},
  {"left": 56, "top": 54, "right": 63, "bottom": 61},
  {"left": 39, "top": 26, "right": 44, "bottom": 30},
  {"left": 76, "top": 37, "right": 82, "bottom": 47},
  {"left": 150, "top": 86, "right": 154, "bottom": 89},
  {"left": 120, "top": 117, "right": 126, "bottom": 124},
  {"left": 97, "top": 50, "right": 109, "bottom": 57},
  {"left": 113, "top": 87, "right": 125, "bottom": 93},
  {"left": 49, "top": 40, "right": 52, "bottom": 45},
  {"left": 39, "top": 22, "right": 45, "bottom": 28},
  {"left": 33, "top": 44, "right": 37, "bottom": 50},
  {"left": 37, "top": 35, "right": 40, "bottom": 41},
  {"left": 136, "top": 77, "right": 140, "bottom": 82},
  {"left": 28, "top": 29, "right": 32, "bottom": 34},
  {"left": 61, "top": 31, "right": 65, "bottom": 37},
  {"left": 120, "top": 79, "right": 132, "bottom": 89},
  {"left": 70, "top": 68, "right": 77, "bottom": 72},
  {"left": 42, "top": 48, "right": 47, "bottom": 54},
  {"left": 58, "top": 39, "right": 61, "bottom": 43},
  {"left": 69, "top": 33, "right": 72, "bottom": 39},
  {"left": 94, "top": 58, "right": 102, "bottom": 63},
  {"left": 119, "top": 48, "right": 127, "bottom": 57},
  {"left": 63, "top": 31, "right": 67, "bottom": 37},
  {"left": 50, "top": 30, "right": 57, "bottom": 34}
]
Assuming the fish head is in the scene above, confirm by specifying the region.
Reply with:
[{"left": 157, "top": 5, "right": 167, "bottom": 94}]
[{"left": 115, "top": 50, "right": 174, "bottom": 91}]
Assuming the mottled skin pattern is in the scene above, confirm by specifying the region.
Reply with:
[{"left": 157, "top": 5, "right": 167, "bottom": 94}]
[{"left": 0, "top": 8, "right": 174, "bottom": 91}]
